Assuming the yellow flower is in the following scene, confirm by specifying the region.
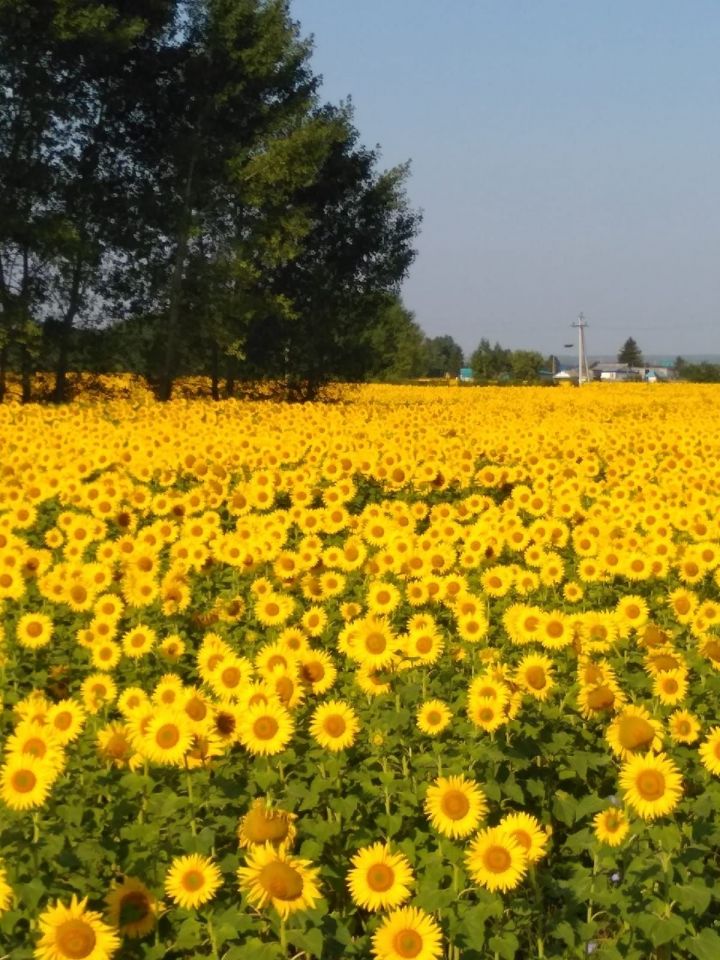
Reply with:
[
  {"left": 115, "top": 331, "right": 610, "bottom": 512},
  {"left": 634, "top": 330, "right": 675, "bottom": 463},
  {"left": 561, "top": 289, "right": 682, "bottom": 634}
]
[
  {"left": 424, "top": 775, "right": 487, "bottom": 839},
  {"left": 499, "top": 812, "right": 549, "bottom": 863},
  {"left": 668, "top": 710, "right": 701, "bottom": 745},
  {"left": 416, "top": 700, "right": 452, "bottom": 736},
  {"left": 237, "top": 844, "right": 321, "bottom": 920},
  {"left": 593, "top": 807, "right": 630, "bottom": 846},
  {"left": 347, "top": 842, "right": 414, "bottom": 911},
  {"left": 309, "top": 700, "right": 360, "bottom": 752},
  {"left": 15, "top": 612, "right": 54, "bottom": 650},
  {"left": 605, "top": 705, "right": 663, "bottom": 760},
  {"left": 699, "top": 727, "right": 720, "bottom": 775},
  {"left": 238, "top": 798, "right": 297, "bottom": 850},
  {"left": 165, "top": 854, "right": 222, "bottom": 910},
  {"left": 619, "top": 752, "right": 683, "bottom": 820},
  {"left": 0, "top": 861, "right": 13, "bottom": 914},
  {"left": 35, "top": 894, "right": 120, "bottom": 959},
  {"left": 140, "top": 710, "right": 193, "bottom": 766},
  {"left": 238, "top": 701, "right": 294, "bottom": 756},
  {"left": 652, "top": 669, "right": 688, "bottom": 706},
  {"left": 1, "top": 755, "right": 53, "bottom": 811},
  {"left": 516, "top": 654, "right": 555, "bottom": 701},
  {"left": 466, "top": 826, "right": 528, "bottom": 892},
  {"left": 371, "top": 906, "right": 442, "bottom": 960}
]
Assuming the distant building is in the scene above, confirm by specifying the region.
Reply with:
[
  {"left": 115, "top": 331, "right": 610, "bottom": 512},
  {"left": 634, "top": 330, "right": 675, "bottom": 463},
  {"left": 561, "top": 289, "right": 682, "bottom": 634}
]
[{"left": 589, "top": 361, "right": 677, "bottom": 382}]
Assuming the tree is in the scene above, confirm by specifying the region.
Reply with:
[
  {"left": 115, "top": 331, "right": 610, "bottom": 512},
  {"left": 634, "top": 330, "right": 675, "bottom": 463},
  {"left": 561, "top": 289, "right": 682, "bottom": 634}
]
[
  {"left": 367, "top": 296, "right": 427, "bottom": 381},
  {"left": 510, "top": 350, "right": 544, "bottom": 381},
  {"left": 618, "top": 337, "right": 643, "bottom": 367},
  {"left": 470, "top": 339, "right": 512, "bottom": 380},
  {"left": 425, "top": 335, "right": 463, "bottom": 378}
]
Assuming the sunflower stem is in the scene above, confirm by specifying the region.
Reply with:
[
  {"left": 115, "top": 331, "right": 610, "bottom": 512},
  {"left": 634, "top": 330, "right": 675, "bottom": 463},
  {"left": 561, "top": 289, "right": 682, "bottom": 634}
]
[
  {"left": 185, "top": 767, "right": 197, "bottom": 836},
  {"left": 205, "top": 913, "right": 219, "bottom": 959},
  {"left": 280, "top": 917, "right": 287, "bottom": 954}
]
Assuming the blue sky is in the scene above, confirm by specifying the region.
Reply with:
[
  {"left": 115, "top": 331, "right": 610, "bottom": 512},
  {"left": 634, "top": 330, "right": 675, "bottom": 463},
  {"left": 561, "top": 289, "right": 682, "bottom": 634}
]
[{"left": 292, "top": 0, "right": 720, "bottom": 358}]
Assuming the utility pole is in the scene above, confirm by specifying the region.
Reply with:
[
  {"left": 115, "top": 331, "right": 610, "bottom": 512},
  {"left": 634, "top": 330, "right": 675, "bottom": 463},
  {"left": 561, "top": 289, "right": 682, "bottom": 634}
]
[{"left": 572, "top": 313, "right": 589, "bottom": 385}]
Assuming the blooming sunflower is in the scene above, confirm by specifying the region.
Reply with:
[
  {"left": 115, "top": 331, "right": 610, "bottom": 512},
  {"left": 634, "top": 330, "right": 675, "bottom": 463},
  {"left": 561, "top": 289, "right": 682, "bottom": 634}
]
[
  {"left": 347, "top": 843, "right": 414, "bottom": 911},
  {"left": 105, "top": 877, "right": 158, "bottom": 939},
  {"left": 699, "top": 727, "right": 720, "bottom": 775},
  {"left": 35, "top": 894, "right": 120, "bottom": 960},
  {"left": 416, "top": 700, "right": 452, "bottom": 736},
  {"left": 593, "top": 807, "right": 630, "bottom": 847},
  {"left": 619, "top": 752, "right": 683, "bottom": 820},
  {"left": 467, "top": 696, "right": 507, "bottom": 733},
  {"left": 424, "top": 775, "right": 487, "bottom": 839},
  {"left": 46, "top": 700, "right": 86, "bottom": 745},
  {"left": 238, "top": 798, "right": 297, "bottom": 850},
  {"left": 165, "top": 854, "right": 222, "bottom": 910},
  {"left": 515, "top": 654, "right": 555, "bottom": 701},
  {"left": 652, "top": 669, "right": 688, "bottom": 707},
  {"left": 15, "top": 612, "right": 54, "bottom": 650},
  {"left": 237, "top": 844, "right": 321, "bottom": 919},
  {"left": 668, "top": 710, "right": 701, "bottom": 745},
  {"left": 466, "top": 826, "right": 528, "bottom": 892},
  {"left": 499, "top": 812, "right": 548, "bottom": 863},
  {"left": 0, "top": 754, "right": 53, "bottom": 811},
  {"left": 140, "top": 710, "right": 193, "bottom": 766},
  {"left": 371, "top": 906, "right": 442, "bottom": 960},
  {"left": 238, "top": 701, "right": 294, "bottom": 756},
  {"left": 309, "top": 700, "right": 360, "bottom": 752},
  {"left": 605, "top": 705, "right": 664, "bottom": 760}
]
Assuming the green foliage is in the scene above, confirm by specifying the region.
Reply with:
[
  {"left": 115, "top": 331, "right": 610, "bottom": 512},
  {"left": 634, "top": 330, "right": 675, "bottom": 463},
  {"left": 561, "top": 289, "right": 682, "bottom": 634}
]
[{"left": 617, "top": 337, "right": 643, "bottom": 367}]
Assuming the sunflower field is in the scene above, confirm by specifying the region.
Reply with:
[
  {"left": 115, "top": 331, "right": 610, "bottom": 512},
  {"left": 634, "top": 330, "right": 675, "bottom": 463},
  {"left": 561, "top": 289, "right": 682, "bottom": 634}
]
[{"left": 2, "top": 382, "right": 720, "bottom": 960}]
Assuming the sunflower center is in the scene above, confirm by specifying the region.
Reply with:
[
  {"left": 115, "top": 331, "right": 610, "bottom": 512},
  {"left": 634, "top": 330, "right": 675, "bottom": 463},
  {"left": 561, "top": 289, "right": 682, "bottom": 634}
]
[
  {"left": 546, "top": 621, "right": 563, "bottom": 639},
  {"left": 512, "top": 829, "right": 532, "bottom": 851},
  {"left": 182, "top": 870, "right": 205, "bottom": 892},
  {"left": 259, "top": 861, "right": 304, "bottom": 900},
  {"left": 221, "top": 667, "right": 241, "bottom": 687},
  {"left": 324, "top": 715, "right": 346, "bottom": 738},
  {"left": 267, "top": 655, "right": 287, "bottom": 671},
  {"left": 426, "top": 711, "right": 442, "bottom": 725},
  {"left": 253, "top": 716, "right": 279, "bottom": 740},
  {"left": 119, "top": 891, "right": 150, "bottom": 926},
  {"left": 415, "top": 636, "right": 433, "bottom": 654},
  {"left": 55, "top": 919, "right": 97, "bottom": 959},
  {"left": 186, "top": 698, "right": 207, "bottom": 721},
  {"left": 618, "top": 716, "right": 655, "bottom": 750},
  {"left": 484, "top": 845, "right": 512, "bottom": 873},
  {"left": 392, "top": 929, "right": 423, "bottom": 959},
  {"left": 265, "top": 603, "right": 280, "bottom": 618},
  {"left": 302, "top": 662, "right": 324, "bottom": 683},
  {"left": 156, "top": 724, "right": 180, "bottom": 749},
  {"left": 244, "top": 809, "right": 290, "bottom": 843},
  {"left": 636, "top": 770, "right": 665, "bottom": 800},
  {"left": 367, "top": 863, "right": 394, "bottom": 891},
  {"left": 605, "top": 812, "right": 621, "bottom": 831},
  {"left": 625, "top": 604, "right": 640, "bottom": 620},
  {"left": 662, "top": 678, "right": 678, "bottom": 694},
  {"left": 12, "top": 769, "right": 37, "bottom": 793},
  {"left": 54, "top": 712, "right": 72, "bottom": 731},
  {"left": 275, "top": 677, "right": 294, "bottom": 703},
  {"left": 587, "top": 686, "right": 615, "bottom": 711},
  {"left": 441, "top": 789, "right": 470, "bottom": 820},
  {"left": 365, "top": 632, "right": 386, "bottom": 654},
  {"left": 216, "top": 712, "right": 236, "bottom": 735},
  {"left": 26, "top": 621, "right": 44, "bottom": 638},
  {"left": 525, "top": 666, "right": 546, "bottom": 690},
  {"left": 24, "top": 738, "right": 47, "bottom": 758}
]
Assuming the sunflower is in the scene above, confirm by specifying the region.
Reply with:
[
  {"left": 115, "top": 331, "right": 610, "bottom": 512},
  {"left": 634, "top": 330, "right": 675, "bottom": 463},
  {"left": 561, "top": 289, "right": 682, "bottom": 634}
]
[
  {"left": 165, "top": 854, "right": 222, "bottom": 910},
  {"left": 404, "top": 625, "right": 445, "bottom": 664},
  {"left": 97, "top": 722, "right": 135, "bottom": 768},
  {"left": 238, "top": 701, "right": 294, "bottom": 756},
  {"left": 593, "top": 807, "right": 630, "bottom": 847},
  {"left": 416, "top": 700, "right": 452, "bottom": 736},
  {"left": 699, "top": 727, "right": 720, "bottom": 775},
  {"left": 466, "top": 826, "right": 528, "bottom": 892},
  {"left": 299, "top": 650, "right": 338, "bottom": 695},
  {"left": 121, "top": 625, "right": 156, "bottom": 659},
  {"left": 499, "top": 812, "right": 548, "bottom": 863},
  {"left": 238, "top": 798, "right": 297, "bottom": 850},
  {"left": 15, "top": 612, "right": 54, "bottom": 650},
  {"left": 354, "top": 617, "right": 399, "bottom": 670},
  {"left": 619, "top": 752, "right": 683, "bottom": 820},
  {"left": 105, "top": 876, "right": 158, "bottom": 939},
  {"left": 577, "top": 680, "right": 625, "bottom": 720},
  {"left": 309, "top": 700, "right": 360, "bottom": 752},
  {"left": 424, "top": 775, "right": 487, "bottom": 839},
  {"left": 467, "top": 696, "right": 507, "bottom": 733},
  {"left": 237, "top": 844, "right": 321, "bottom": 919},
  {"left": 35, "top": 894, "right": 120, "bottom": 959},
  {"left": 605, "top": 705, "right": 663, "bottom": 760},
  {"left": 47, "top": 700, "right": 86, "bottom": 745},
  {"left": 4, "top": 722, "right": 64, "bottom": 772},
  {"left": 347, "top": 842, "right": 414, "bottom": 912},
  {"left": 371, "top": 906, "right": 442, "bottom": 960},
  {"left": 0, "top": 861, "right": 13, "bottom": 913},
  {"left": 140, "top": 710, "right": 193, "bottom": 766},
  {"left": 668, "top": 710, "right": 701, "bottom": 745},
  {"left": 652, "top": 669, "right": 688, "bottom": 707},
  {"left": 515, "top": 654, "right": 555, "bottom": 701},
  {"left": 615, "top": 595, "right": 649, "bottom": 633},
  {"left": 0, "top": 755, "right": 53, "bottom": 811},
  {"left": 81, "top": 674, "right": 118, "bottom": 714}
]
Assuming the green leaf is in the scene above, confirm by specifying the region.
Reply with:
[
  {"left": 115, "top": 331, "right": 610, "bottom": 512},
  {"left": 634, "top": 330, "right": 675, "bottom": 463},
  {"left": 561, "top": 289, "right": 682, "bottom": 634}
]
[
  {"left": 649, "top": 915, "right": 686, "bottom": 947},
  {"left": 685, "top": 928, "right": 720, "bottom": 960},
  {"left": 488, "top": 931, "right": 519, "bottom": 960},
  {"left": 670, "top": 880, "right": 711, "bottom": 915},
  {"left": 551, "top": 921, "right": 576, "bottom": 948}
]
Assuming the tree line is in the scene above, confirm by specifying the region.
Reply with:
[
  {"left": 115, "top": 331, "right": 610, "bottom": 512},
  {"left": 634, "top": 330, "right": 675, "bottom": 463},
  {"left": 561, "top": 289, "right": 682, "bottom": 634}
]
[{"left": 0, "top": 0, "right": 421, "bottom": 402}]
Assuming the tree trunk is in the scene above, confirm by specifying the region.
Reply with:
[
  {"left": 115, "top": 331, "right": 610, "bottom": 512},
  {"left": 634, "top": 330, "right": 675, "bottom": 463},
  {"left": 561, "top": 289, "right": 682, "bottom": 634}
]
[
  {"left": 20, "top": 345, "right": 32, "bottom": 403},
  {"left": 0, "top": 345, "right": 7, "bottom": 403},
  {"left": 53, "top": 255, "right": 83, "bottom": 403},
  {"left": 159, "top": 151, "right": 197, "bottom": 402},
  {"left": 225, "top": 357, "right": 236, "bottom": 398},
  {"left": 210, "top": 340, "right": 220, "bottom": 400}
]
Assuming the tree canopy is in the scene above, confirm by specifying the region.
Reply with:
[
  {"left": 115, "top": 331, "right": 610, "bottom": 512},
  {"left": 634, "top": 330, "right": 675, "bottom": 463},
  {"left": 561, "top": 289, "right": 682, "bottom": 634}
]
[
  {"left": 0, "top": 0, "right": 421, "bottom": 401},
  {"left": 618, "top": 337, "right": 643, "bottom": 367}
]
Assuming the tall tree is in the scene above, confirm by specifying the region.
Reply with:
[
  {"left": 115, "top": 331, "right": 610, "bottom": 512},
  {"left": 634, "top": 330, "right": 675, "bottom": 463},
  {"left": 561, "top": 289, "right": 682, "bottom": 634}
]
[
  {"left": 618, "top": 337, "right": 643, "bottom": 367},
  {"left": 470, "top": 338, "right": 512, "bottom": 380},
  {"left": 367, "top": 296, "right": 428, "bottom": 381},
  {"left": 425, "top": 335, "right": 463, "bottom": 378}
]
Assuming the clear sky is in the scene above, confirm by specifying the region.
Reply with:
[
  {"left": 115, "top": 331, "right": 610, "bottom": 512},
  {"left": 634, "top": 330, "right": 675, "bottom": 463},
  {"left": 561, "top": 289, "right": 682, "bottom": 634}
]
[{"left": 291, "top": 0, "right": 720, "bottom": 358}]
